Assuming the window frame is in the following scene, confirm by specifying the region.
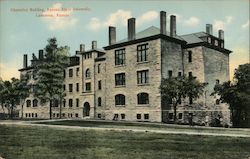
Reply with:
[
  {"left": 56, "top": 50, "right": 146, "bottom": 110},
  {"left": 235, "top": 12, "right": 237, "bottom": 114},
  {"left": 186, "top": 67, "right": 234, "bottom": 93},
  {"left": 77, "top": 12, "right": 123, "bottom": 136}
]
[
  {"left": 188, "top": 51, "right": 192, "bottom": 63},
  {"left": 85, "top": 68, "right": 91, "bottom": 79},
  {"left": 98, "top": 97, "right": 102, "bottom": 107},
  {"left": 137, "top": 43, "right": 148, "bottom": 62},
  {"left": 115, "top": 94, "right": 125, "bottom": 106},
  {"left": 85, "top": 82, "right": 91, "bottom": 92},
  {"left": 137, "top": 93, "right": 149, "bottom": 105},
  {"left": 137, "top": 70, "right": 149, "bottom": 84},
  {"left": 115, "top": 49, "right": 126, "bottom": 65},
  {"left": 69, "top": 69, "right": 73, "bottom": 77},
  {"left": 115, "top": 73, "right": 126, "bottom": 86}
]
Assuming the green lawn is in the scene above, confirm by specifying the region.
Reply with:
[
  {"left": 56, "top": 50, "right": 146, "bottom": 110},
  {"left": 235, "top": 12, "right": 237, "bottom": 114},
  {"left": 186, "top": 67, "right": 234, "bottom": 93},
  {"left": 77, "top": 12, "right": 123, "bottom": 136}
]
[
  {"left": 37, "top": 120, "right": 250, "bottom": 136},
  {"left": 0, "top": 124, "right": 250, "bottom": 159}
]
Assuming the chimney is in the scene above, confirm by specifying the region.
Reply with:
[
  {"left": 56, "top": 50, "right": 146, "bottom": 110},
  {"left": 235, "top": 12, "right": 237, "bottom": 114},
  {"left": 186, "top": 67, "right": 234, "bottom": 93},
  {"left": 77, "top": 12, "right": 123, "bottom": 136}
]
[
  {"left": 38, "top": 50, "right": 43, "bottom": 60},
  {"left": 206, "top": 24, "right": 213, "bottom": 35},
  {"left": 160, "top": 11, "right": 166, "bottom": 35},
  {"left": 92, "top": 41, "right": 97, "bottom": 49},
  {"left": 218, "top": 30, "right": 224, "bottom": 40},
  {"left": 170, "top": 15, "right": 176, "bottom": 37},
  {"left": 80, "top": 44, "right": 85, "bottom": 52},
  {"left": 128, "top": 18, "right": 136, "bottom": 40},
  {"left": 109, "top": 26, "right": 116, "bottom": 45},
  {"left": 23, "top": 54, "right": 27, "bottom": 68}
]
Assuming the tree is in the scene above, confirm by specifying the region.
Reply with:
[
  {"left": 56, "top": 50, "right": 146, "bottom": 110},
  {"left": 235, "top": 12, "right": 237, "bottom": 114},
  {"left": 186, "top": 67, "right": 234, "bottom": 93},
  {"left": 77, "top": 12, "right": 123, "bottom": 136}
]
[
  {"left": 160, "top": 76, "right": 207, "bottom": 122},
  {"left": 213, "top": 63, "right": 250, "bottom": 127},
  {"left": 0, "top": 78, "right": 21, "bottom": 118},
  {"left": 34, "top": 37, "right": 69, "bottom": 119},
  {"left": 17, "top": 74, "right": 30, "bottom": 119}
]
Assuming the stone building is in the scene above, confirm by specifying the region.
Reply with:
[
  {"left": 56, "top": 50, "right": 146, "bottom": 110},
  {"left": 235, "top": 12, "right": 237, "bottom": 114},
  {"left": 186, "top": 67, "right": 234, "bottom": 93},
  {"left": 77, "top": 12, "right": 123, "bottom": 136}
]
[{"left": 18, "top": 11, "right": 232, "bottom": 126}]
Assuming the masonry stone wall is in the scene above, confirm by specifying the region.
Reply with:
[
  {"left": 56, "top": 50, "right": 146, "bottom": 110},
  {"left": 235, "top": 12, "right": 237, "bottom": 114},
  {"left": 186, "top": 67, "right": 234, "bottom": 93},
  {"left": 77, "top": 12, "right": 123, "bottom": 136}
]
[{"left": 105, "top": 39, "right": 162, "bottom": 122}]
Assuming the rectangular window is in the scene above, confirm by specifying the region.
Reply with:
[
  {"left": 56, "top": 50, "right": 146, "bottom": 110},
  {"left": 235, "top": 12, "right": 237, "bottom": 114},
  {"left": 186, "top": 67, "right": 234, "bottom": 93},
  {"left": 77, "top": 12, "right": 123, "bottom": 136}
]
[
  {"left": 76, "top": 98, "right": 79, "bottom": 107},
  {"left": 144, "top": 114, "right": 149, "bottom": 120},
  {"left": 178, "top": 72, "right": 182, "bottom": 77},
  {"left": 137, "top": 43, "right": 148, "bottom": 62},
  {"left": 76, "top": 83, "right": 79, "bottom": 92},
  {"left": 86, "top": 83, "right": 91, "bottom": 91},
  {"left": 137, "top": 114, "right": 141, "bottom": 119},
  {"left": 69, "top": 84, "right": 73, "bottom": 92},
  {"left": 35, "top": 113, "right": 37, "bottom": 118},
  {"left": 69, "top": 99, "right": 73, "bottom": 107},
  {"left": 76, "top": 67, "right": 79, "bottom": 76},
  {"left": 168, "top": 70, "right": 173, "bottom": 78},
  {"left": 121, "top": 114, "right": 125, "bottom": 119},
  {"left": 98, "top": 97, "right": 102, "bottom": 107},
  {"left": 75, "top": 113, "right": 79, "bottom": 118},
  {"left": 63, "top": 84, "right": 66, "bottom": 91},
  {"left": 57, "top": 113, "right": 59, "bottom": 118},
  {"left": 115, "top": 73, "right": 126, "bottom": 86},
  {"left": 178, "top": 113, "right": 183, "bottom": 119},
  {"left": 62, "top": 113, "right": 65, "bottom": 117},
  {"left": 137, "top": 70, "right": 149, "bottom": 84},
  {"left": 188, "top": 72, "right": 192, "bottom": 78},
  {"left": 115, "top": 49, "right": 125, "bottom": 65},
  {"left": 69, "top": 69, "right": 73, "bottom": 77},
  {"left": 98, "top": 64, "right": 101, "bottom": 73},
  {"left": 188, "top": 51, "right": 192, "bottom": 63},
  {"left": 98, "top": 80, "right": 102, "bottom": 90}
]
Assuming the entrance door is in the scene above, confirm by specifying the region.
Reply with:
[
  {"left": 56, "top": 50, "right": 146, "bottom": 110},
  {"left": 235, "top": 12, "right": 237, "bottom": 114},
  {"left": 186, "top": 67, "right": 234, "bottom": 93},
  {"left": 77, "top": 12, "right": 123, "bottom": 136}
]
[{"left": 83, "top": 102, "right": 90, "bottom": 117}]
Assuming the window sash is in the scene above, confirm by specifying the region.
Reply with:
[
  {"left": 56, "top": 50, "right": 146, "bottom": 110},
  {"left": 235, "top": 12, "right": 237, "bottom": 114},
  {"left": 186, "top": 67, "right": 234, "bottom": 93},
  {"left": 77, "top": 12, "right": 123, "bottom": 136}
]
[
  {"left": 115, "top": 73, "right": 125, "bottom": 86},
  {"left": 137, "top": 70, "right": 149, "bottom": 84},
  {"left": 138, "top": 93, "right": 149, "bottom": 104},
  {"left": 115, "top": 49, "right": 125, "bottom": 65},
  {"left": 137, "top": 44, "right": 148, "bottom": 62},
  {"left": 115, "top": 95, "right": 125, "bottom": 105}
]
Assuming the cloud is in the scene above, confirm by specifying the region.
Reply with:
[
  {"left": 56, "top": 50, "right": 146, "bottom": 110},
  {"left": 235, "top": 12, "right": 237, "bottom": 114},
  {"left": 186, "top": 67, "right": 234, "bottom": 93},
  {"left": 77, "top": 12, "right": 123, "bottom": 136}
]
[
  {"left": 0, "top": 63, "right": 19, "bottom": 81},
  {"left": 41, "top": 3, "right": 78, "bottom": 31},
  {"left": 103, "top": 9, "right": 132, "bottom": 26},
  {"left": 183, "top": 16, "right": 200, "bottom": 26},
  {"left": 242, "top": 20, "right": 249, "bottom": 29},
  {"left": 87, "top": 10, "right": 158, "bottom": 31},
  {"left": 137, "top": 11, "right": 158, "bottom": 26},
  {"left": 213, "top": 16, "right": 233, "bottom": 30}
]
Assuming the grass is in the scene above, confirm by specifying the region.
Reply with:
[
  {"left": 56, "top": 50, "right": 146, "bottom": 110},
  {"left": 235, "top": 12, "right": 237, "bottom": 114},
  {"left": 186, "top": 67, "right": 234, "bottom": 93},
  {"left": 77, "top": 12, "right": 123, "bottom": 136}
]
[
  {"left": 0, "top": 124, "right": 250, "bottom": 159},
  {"left": 36, "top": 120, "right": 250, "bottom": 136}
]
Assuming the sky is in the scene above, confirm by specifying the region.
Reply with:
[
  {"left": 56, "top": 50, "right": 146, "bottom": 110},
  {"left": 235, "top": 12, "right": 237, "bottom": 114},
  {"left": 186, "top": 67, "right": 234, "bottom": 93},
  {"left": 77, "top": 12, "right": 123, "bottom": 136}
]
[{"left": 0, "top": 0, "right": 249, "bottom": 80}]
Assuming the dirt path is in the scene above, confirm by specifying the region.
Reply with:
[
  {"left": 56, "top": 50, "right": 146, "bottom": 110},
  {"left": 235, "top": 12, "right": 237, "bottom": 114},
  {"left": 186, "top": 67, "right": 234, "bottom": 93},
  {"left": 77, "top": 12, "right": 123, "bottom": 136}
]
[{"left": 1, "top": 120, "right": 250, "bottom": 138}]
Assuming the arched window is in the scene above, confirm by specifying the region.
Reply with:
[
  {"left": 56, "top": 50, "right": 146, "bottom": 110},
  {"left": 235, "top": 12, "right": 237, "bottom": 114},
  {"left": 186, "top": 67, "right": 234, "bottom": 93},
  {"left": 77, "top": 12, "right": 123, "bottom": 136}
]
[
  {"left": 98, "top": 97, "right": 102, "bottom": 106},
  {"left": 33, "top": 99, "right": 38, "bottom": 107},
  {"left": 115, "top": 94, "right": 125, "bottom": 106},
  {"left": 26, "top": 100, "right": 31, "bottom": 107},
  {"left": 85, "top": 69, "right": 91, "bottom": 78},
  {"left": 137, "top": 93, "right": 149, "bottom": 104}
]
